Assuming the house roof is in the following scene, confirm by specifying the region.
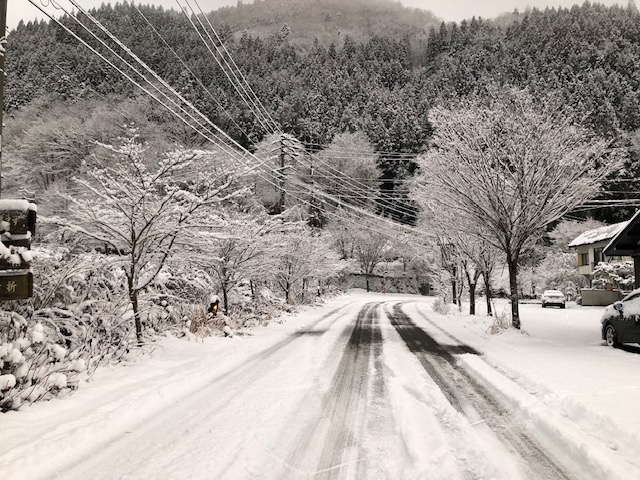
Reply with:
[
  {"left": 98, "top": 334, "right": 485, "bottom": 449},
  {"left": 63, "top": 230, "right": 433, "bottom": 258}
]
[
  {"left": 604, "top": 209, "right": 640, "bottom": 257},
  {"left": 568, "top": 220, "right": 629, "bottom": 248}
]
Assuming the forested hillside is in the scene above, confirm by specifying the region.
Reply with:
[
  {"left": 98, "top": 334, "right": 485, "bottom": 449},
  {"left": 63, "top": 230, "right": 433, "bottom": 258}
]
[{"left": 5, "top": 0, "right": 640, "bottom": 222}]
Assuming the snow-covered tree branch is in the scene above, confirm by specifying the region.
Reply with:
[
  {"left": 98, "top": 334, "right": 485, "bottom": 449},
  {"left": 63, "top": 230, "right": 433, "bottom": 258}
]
[
  {"left": 412, "top": 87, "right": 622, "bottom": 328},
  {"left": 43, "top": 131, "right": 250, "bottom": 342}
]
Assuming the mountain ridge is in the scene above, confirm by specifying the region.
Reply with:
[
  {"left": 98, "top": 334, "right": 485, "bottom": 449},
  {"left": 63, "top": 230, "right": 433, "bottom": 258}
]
[{"left": 209, "top": 0, "right": 441, "bottom": 48}]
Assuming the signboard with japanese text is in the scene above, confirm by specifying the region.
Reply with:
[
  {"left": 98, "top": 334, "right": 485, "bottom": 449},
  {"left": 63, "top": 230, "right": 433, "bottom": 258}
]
[
  {"left": 0, "top": 200, "right": 37, "bottom": 300},
  {"left": 0, "top": 271, "right": 33, "bottom": 301}
]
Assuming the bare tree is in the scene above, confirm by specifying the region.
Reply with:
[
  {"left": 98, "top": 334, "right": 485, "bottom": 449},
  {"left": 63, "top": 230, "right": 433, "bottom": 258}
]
[
  {"left": 413, "top": 88, "right": 621, "bottom": 328},
  {"left": 312, "top": 132, "right": 380, "bottom": 211},
  {"left": 273, "top": 230, "right": 340, "bottom": 302},
  {"left": 46, "top": 132, "right": 248, "bottom": 342},
  {"left": 201, "top": 212, "right": 294, "bottom": 314},
  {"left": 352, "top": 221, "right": 394, "bottom": 292}
]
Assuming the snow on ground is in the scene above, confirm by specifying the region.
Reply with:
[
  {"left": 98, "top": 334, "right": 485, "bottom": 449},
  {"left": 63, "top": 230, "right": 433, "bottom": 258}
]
[
  {"left": 3, "top": 291, "right": 640, "bottom": 479},
  {"left": 0, "top": 295, "right": 361, "bottom": 479},
  {"left": 376, "top": 305, "right": 518, "bottom": 479},
  {"left": 404, "top": 298, "right": 640, "bottom": 478}
]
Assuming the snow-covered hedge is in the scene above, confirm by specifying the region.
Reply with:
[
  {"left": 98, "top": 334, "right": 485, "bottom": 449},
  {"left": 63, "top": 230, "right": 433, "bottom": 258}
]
[
  {"left": 0, "top": 247, "right": 131, "bottom": 411},
  {"left": 592, "top": 261, "right": 635, "bottom": 291},
  {"left": 1, "top": 241, "right": 345, "bottom": 411},
  {"left": 0, "top": 246, "right": 213, "bottom": 411}
]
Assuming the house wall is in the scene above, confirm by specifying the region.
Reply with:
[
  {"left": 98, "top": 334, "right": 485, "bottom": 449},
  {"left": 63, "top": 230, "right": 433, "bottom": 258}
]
[{"left": 575, "top": 240, "right": 631, "bottom": 279}]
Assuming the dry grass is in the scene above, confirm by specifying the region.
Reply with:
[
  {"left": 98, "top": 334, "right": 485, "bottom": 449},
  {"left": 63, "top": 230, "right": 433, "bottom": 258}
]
[{"left": 487, "top": 303, "right": 511, "bottom": 334}]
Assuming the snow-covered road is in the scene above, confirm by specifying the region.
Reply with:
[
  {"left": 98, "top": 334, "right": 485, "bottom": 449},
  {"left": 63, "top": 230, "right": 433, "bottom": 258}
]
[{"left": 2, "top": 292, "right": 640, "bottom": 479}]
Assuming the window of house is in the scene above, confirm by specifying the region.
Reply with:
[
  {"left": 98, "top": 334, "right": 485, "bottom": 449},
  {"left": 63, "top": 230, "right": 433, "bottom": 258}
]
[
  {"left": 593, "top": 248, "right": 603, "bottom": 266},
  {"left": 578, "top": 252, "right": 589, "bottom": 267}
]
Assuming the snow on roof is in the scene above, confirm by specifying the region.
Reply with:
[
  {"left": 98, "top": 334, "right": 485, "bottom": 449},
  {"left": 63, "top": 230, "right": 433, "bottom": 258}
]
[{"left": 568, "top": 221, "right": 629, "bottom": 248}]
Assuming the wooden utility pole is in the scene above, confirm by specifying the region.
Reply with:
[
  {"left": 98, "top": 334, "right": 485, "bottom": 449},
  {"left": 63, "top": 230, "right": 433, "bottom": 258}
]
[
  {"left": 0, "top": 0, "right": 7, "bottom": 198},
  {"left": 308, "top": 154, "right": 318, "bottom": 228},
  {"left": 278, "top": 135, "right": 286, "bottom": 214}
]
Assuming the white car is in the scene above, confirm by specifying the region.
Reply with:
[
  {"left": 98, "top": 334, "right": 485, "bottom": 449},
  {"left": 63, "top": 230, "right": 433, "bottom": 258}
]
[{"left": 541, "top": 290, "right": 566, "bottom": 309}]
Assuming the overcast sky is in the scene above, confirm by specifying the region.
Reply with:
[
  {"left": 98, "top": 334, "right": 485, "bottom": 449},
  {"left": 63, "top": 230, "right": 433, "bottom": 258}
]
[{"left": 11, "top": 0, "right": 624, "bottom": 30}]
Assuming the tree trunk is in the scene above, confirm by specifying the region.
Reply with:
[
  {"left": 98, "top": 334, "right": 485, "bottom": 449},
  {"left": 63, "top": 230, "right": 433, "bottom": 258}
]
[
  {"left": 250, "top": 279, "right": 255, "bottom": 299},
  {"left": 285, "top": 281, "right": 290, "bottom": 303},
  {"left": 469, "top": 282, "right": 477, "bottom": 315},
  {"left": 451, "top": 264, "right": 458, "bottom": 305},
  {"left": 462, "top": 261, "right": 478, "bottom": 315},
  {"left": 456, "top": 270, "right": 464, "bottom": 310},
  {"left": 302, "top": 278, "right": 307, "bottom": 303},
  {"left": 483, "top": 270, "right": 493, "bottom": 316},
  {"left": 130, "top": 290, "right": 142, "bottom": 345},
  {"left": 507, "top": 256, "right": 521, "bottom": 329},
  {"left": 366, "top": 274, "right": 370, "bottom": 292},
  {"left": 222, "top": 283, "right": 229, "bottom": 315}
]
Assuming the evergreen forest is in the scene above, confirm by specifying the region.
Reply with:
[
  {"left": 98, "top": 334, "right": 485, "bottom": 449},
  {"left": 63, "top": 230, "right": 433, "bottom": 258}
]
[{"left": 5, "top": 0, "right": 640, "bottom": 223}]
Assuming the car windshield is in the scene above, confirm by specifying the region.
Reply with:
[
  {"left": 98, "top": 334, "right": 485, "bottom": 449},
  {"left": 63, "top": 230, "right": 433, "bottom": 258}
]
[{"left": 622, "top": 288, "right": 640, "bottom": 302}]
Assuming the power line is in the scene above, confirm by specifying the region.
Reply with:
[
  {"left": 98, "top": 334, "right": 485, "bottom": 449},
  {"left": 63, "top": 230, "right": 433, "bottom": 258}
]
[
  {"left": 29, "top": 0, "right": 433, "bottom": 243},
  {"left": 190, "top": 0, "right": 280, "bottom": 132},
  {"left": 176, "top": 0, "right": 275, "bottom": 136},
  {"left": 131, "top": 3, "right": 251, "bottom": 142}
]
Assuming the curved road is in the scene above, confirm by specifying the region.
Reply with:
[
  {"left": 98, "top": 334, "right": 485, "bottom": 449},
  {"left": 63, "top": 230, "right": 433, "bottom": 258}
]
[{"left": 56, "top": 300, "right": 573, "bottom": 480}]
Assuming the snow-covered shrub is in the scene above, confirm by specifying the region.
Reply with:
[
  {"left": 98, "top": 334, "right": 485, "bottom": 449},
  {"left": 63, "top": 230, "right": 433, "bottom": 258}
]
[
  {"left": 592, "top": 261, "right": 635, "bottom": 291},
  {"left": 0, "top": 310, "right": 112, "bottom": 411},
  {"left": 142, "top": 264, "right": 214, "bottom": 336},
  {"left": 186, "top": 306, "right": 216, "bottom": 339},
  {"left": 0, "top": 247, "right": 132, "bottom": 411},
  {"left": 432, "top": 298, "right": 450, "bottom": 315},
  {"left": 224, "top": 285, "right": 288, "bottom": 328}
]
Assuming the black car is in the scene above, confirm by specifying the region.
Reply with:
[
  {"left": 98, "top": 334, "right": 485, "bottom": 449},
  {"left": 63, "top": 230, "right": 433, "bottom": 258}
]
[{"left": 601, "top": 289, "right": 640, "bottom": 347}]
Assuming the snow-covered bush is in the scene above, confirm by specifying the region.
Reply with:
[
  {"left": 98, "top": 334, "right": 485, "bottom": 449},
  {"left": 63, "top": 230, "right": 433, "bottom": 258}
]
[
  {"left": 432, "top": 298, "right": 451, "bottom": 315},
  {"left": 0, "top": 240, "right": 231, "bottom": 410},
  {"left": 0, "top": 311, "right": 110, "bottom": 411},
  {"left": 0, "top": 247, "right": 132, "bottom": 411},
  {"left": 592, "top": 261, "right": 635, "bottom": 290}
]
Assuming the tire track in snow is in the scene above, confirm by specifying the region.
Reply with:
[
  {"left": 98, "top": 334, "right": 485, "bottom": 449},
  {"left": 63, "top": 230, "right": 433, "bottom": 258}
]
[
  {"left": 56, "top": 301, "right": 359, "bottom": 480},
  {"left": 283, "top": 303, "right": 385, "bottom": 479},
  {"left": 388, "top": 304, "right": 572, "bottom": 480}
]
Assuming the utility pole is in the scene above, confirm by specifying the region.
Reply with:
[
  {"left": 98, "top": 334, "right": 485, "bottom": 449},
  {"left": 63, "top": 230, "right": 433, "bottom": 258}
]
[
  {"left": 0, "top": 0, "right": 7, "bottom": 198},
  {"left": 308, "top": 154, "right": 319, "bottom": 229},
  {"left": 277, "top": 135, "right": 286, "bottom": 214}
]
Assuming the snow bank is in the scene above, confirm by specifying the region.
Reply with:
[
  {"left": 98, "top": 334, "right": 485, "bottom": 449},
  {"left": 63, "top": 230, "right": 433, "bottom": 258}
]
[{"left": 460, "top": 355, "right": 631, "bottom": 479}]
